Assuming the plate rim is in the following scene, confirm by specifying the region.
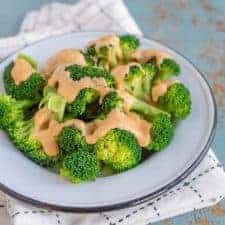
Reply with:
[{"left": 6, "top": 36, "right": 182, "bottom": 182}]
[{"left": 0, "top": 31, "right": 217, "bottom": 212}]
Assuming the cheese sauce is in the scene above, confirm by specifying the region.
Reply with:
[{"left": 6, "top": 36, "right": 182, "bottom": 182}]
[
  {"left": 151, "top": 79, "right": 178, "bottom": 102},
  {"left": 131, "top": 49, "right": 171, "bottom": 65},
  {"left": 42, "top": 49, "right": 86, "bottom": 78},
  {"left": 111, "top": 63, "right": 141, "bottom": 112},
  {"left": 11, "top": 58, "right": 35, "bottom": 85},
  {"left": 86, "top": 110, "right": 151, "bottom": 147},
  {"left": 32, "top": 108, "right": 87, "bottom": 156},
  {"left": 111, "top": 62, "right": 141, "bottom": 89},
  {"left": 89, "top": 34, "right": 123, "bottom": 59},
  {"left": 48, "top": 64, "right": 112, "bottom": 103},
  {"left": 32, "top": 108, "right": 151, "bottom": 156}
]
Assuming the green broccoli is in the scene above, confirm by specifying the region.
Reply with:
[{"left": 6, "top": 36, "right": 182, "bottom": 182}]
[
  {"left": 66, "top": 87, "right": 100, "bottom": 121},
  {"left": 124, "top": 63, "right": 157, "bottom": 102},
  {"left": 86, "top": 44, "right": 119, "bottom": 71},
  {"left": 99, "top": 45, "right": 119, "bottom": 70},
  {"left": 80, "top": 51, "right": 95, "bottom": 66},
  {"left": 65, "top": 64, "right": 116, "bottom": 88},
  {"left": 60, "top": 150, "right": 100, "bottom": 183},
  {"left": 127, "top": 97, "right": 174, "bottom": 151},
  {"left": 98, "top": 88, "right": 169, "bottom": 120},
  {"left": 95, "top": 128, "right": 142, "bottom": 172},
  {"left": 157, "top": 58, "right": 180, "bottom": 80},
  {"left": 0, "top": 94, "right": 61, "bottom": 167},
  {"left": 64, "top": 65, "right": 116, "bottom": 120},
  {"left": 119, "top": 34, "right": 140, "bottom": 62},
  {"left": 146, "top": 113, "right": 174, "bottom": 151},
  {"left": 0, "top": 94, "right": 33, "bottom": 131},
  {"left": 3, "top": 63, "right": 45, "bottom": 102},
  {"left": 8, "top": 118, "right": 60, "bottom": 168},
  {"left": 58, "top": 125, "right": 91, "bottom": 154},
  {"left": 157, "top": 83, "right": 191, "bottom": 119},
  {"left": 97, "top": 91, "right": 123, "bottom": 119},
  {"left": 39, "top": 86, "right": 66, "bottom": 122},
  {"left": 98, "top": 91, "right": 174, "bottom": 151},
  {"left": 86, "top": 45, "right": 96, "bottom": 57},
  {"left": 85, "top": 35, "right": 139, "bottom": 69}
]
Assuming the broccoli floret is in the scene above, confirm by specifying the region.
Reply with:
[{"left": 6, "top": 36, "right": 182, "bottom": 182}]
[
  {"left": 119, "top": 34, "right": 140, "bottom": 62},
  {"left": 131, "top": 99, "right": 174, "bottom": 151},
  {"left": 58, "top": 125, "right": 90, "bottom": 154},
  {"left": 67, "top": 87, "right": 100, "bottom": 121},
  {"left": 8, "top": 119, "right": 60, "bottom": 168},
  {"left": 124, "top": 63, "right": 157, "bottom": 102},
  {"left": 98, "top": 45, "right": 119, "bottom": 70},
  {"left": 39, "top": 86, "right": 66, "bottom": 122},
  {"left": 85, "top": 35, "right": 140, "bottom": 69},
  {"left": 85, "top": 42, "right": 120, "bottom": 71},
  {"left": 65, "top": 64, "right": 116, "bottom": 88},
  {"left": 97, "top": 91, "right": 123, "bottom": 119},
  {"left": 65, "top": 65, "right": 116, "bottom": 120},
  {"left": 98, "top": 90, "right": 169, "bottom": 119},
  {"left": 86, "top": 45, "right": 96, "bottom": 57},
  {"left": 95, "top": 128, "right": 142, "bottom": 172},
  {"left": 157, "top": 58, "right": 180, "bottom": 80},
  {"left": 81, "top": 51, "right": 95, "bottom": 66},
  {"left": 0, "top": 94, "right": 61, "bottom": 167},
  {"left": 3, "top": 62, "right": 45, "bottom": 101},
  {"left": 158, "top": 83, "right": 191, "bottom": 119},
  {"left": 96, "top": 91, "right": 174, "bottom": 151},
  {"left": 0, "top": 95, "right": 33, "bottom": 131},
  {"left": 60, "top": 150, "right": 100, "bottom": 183},
  {"left": 147, "top": 114, "right": 174, "bottom": 151}
]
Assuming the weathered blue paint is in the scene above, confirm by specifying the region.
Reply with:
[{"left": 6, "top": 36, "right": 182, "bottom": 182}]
[{"left": 0, "top": 0, "right": 224, "bottom": 224}]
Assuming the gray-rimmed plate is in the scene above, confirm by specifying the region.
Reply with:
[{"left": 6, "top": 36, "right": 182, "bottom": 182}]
[{"left": 0, "top": 32, "right": 216, "bottom": 212}]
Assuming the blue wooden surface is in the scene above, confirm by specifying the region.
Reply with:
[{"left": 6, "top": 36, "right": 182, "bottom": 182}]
[{"left": 0, "top": 0, "right": 224, "bottom": 224}]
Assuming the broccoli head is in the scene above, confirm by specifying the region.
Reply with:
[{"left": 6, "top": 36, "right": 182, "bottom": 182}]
[
  {"left": 119, "top": 34, "right": 140, "bottom": 62},
  {"left": 66, "top": 87, "right": 100, "bottom": 121},
  {"left": 0, "top": 95, "right": 33, "bottom": 131},
  {"left": 98, "top": 45, "right": 119, "bottom": 70},
  {"left": 95, "top": 128, "right": 142, "bottom": 172},
  {"left": 158, "top": 83, "right": 191, "bottom": 119},
  {"left": 65, "top": 64, "right": 116, "bottom": 88},
  {"left": 124, "top": 63, "right": 157, "bottom": 102},
  {"left": 58, "top": 125, "right": 91, "bottom": 154},
  {"left": 3, "top": 62, "right": 45, "bottom": 102},
  {"left": 60, "top": 150, "right": 100, "bottom": 183},
  {"left": 86, "top": 44, "right": 120, "bottom": 71},
  {"left": 85, "top": 35, "right": 140, "bottom": 69},
  {"left": 97, "top": 91, "right": 123, "bottom": 119},
  {"left": 39, "top": 86, "right": 66, "bottom": 122},
  {"left": 86, "top": 45, "right": 96, "bottom": 57},
  {"left": 64, "top": 65, "right": 116, "bottom": 120},
  {"left": 130, "top": 99, "right": 174, "bottom": 151},
  {"left": 8, "top": 119, "right": 60, "bottom": 168},
  {"left": 146, "top": 113, "right": 174, "bottom": 151},
  {"left": 81, "top": 51, "right": 95, "bottom": 66},
  {"left": 157, "top": 58, "right": 180, "bottom": 80},
  {"left": 96, "top": 91, "right": 174, "bottom": 151}
]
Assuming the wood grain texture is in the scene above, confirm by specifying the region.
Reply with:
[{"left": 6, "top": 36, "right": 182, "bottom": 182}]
[{"left": 0, "top": 0, "right": 224, "bottom": 224}]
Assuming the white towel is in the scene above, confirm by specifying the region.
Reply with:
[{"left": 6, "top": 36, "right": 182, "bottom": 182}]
[{"left": 0, "top": 1, "right": 224, "bottom": 225}]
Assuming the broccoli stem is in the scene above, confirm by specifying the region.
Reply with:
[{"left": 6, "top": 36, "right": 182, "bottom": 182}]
[{"left": 131, "top": 98, "right": 170, "bottom": 121}]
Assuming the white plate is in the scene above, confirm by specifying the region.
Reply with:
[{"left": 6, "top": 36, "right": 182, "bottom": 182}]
[{"left": 0, "top": 32, "right": 216, "bottom": 212}]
